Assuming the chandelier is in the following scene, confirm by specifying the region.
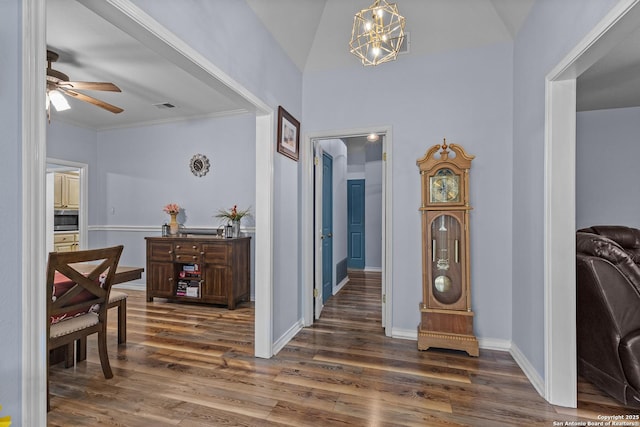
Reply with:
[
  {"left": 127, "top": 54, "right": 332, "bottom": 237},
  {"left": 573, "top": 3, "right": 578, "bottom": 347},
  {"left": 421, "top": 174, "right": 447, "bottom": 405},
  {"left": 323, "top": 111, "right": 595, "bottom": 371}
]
[{"left": 349, "top": 0, "right": 406, "bottom": 66}]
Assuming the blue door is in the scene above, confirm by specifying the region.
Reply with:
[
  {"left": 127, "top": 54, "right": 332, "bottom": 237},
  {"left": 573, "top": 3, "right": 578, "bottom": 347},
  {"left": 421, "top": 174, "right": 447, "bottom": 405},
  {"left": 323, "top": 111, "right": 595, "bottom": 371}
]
[
  {"left": 348, "top": 179, "right": 365, "bottom": 269},
  {"left": 322, "top": 153, "right": 333, "bottom": 303}
]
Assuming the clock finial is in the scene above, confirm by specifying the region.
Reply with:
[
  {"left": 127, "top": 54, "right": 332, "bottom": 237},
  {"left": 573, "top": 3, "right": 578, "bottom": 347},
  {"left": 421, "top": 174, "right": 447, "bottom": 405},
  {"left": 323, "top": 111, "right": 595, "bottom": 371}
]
[{"left": 442, "top": 138, "right": 447, "bottom": 150}]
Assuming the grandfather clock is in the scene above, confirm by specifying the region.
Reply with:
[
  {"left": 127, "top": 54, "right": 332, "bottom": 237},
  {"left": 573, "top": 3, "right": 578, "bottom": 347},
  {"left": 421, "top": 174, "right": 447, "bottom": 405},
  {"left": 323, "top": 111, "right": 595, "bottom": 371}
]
[{"left": 416, "top": 139, "right": 478, "bottom": 357}]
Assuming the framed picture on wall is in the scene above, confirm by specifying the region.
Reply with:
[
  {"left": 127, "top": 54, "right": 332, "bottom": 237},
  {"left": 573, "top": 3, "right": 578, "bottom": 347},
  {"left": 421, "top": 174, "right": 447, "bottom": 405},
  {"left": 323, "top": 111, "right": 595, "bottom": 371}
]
[{"left": 277, "top": 106, "right": 300, "bottom": 161}]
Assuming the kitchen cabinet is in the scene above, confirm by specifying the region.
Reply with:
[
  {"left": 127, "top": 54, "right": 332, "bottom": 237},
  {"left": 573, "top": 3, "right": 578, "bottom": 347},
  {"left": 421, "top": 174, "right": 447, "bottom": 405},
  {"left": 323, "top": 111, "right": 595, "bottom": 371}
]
[
  {"left": 54, "top": 232, "right": 79, "bottom": 252},
  {"left": 54, "top": 172, "right": 79, "bottom": 209}
]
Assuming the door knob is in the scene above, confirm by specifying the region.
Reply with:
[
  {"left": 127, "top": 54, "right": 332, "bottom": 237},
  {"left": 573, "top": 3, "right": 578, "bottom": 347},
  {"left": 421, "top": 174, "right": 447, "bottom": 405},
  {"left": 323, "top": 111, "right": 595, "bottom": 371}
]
[{"left": 327, "top": 233, "right": 332, "bottom": 238}]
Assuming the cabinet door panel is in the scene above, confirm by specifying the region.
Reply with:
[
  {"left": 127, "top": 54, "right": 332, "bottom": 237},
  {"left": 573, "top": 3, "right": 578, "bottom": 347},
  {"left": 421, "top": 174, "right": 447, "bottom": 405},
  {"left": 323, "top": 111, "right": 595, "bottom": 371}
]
[
  {"left": 203, "top": 265, "right": 230, "bottom": 299},
  {"left": 148, "top": 262, "right": 174, "bottom": 297},
  {"left": 65, "top": 175, "right": 80, "bottom": 209}
]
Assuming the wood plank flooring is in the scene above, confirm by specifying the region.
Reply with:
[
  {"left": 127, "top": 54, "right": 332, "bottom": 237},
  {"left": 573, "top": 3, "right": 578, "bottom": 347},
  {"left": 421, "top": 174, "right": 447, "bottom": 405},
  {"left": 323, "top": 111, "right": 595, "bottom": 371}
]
[{"left": 48, "top": 270, "right": 638, "bottom": 426}]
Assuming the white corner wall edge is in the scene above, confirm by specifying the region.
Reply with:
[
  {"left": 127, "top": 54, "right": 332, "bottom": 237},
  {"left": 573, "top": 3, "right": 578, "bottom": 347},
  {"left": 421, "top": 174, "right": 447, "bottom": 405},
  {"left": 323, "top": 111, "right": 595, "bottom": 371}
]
[{"left": 511, "top": 342, "right": 545, "bottom": 397}]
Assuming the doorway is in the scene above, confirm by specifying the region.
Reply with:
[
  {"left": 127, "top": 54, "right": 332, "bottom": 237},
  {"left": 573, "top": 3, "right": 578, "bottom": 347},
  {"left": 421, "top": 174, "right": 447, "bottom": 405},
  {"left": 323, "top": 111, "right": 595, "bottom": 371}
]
[
  {"left": 46, "top": 158, "right": 88, "bottom": 254},
  {"left": 303, "top": 128, "right": 392, "bottom": 331}
]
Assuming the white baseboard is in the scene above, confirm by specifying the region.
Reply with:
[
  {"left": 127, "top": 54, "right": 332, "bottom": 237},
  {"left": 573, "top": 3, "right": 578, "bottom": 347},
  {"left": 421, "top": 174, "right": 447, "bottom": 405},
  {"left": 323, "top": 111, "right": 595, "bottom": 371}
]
[
  {"left": 272, "top": 318, "right": 304, "bottom": 355},
  {"left": 334, "top": 277, "right": 349, "bottom": 294},
  {"left": 510, "top": 342, "right": 545, "bottom": 398},
  {"left": 478, "top": 337, "right": 511, "bottom": 351},
  {"left": 364, "top": 266, "right": 382, "bottom": 272},
  {"left": 391, "top": 327, "right": 418, "bottom": 340}
]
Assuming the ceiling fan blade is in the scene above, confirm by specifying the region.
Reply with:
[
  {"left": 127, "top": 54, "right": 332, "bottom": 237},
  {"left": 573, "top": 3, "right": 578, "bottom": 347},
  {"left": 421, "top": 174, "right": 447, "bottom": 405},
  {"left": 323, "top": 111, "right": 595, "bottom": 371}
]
[
  {"left": 58, "top": 81, "right": 121, "bottom": 92},
  {"left": 62, "top": 89, "right": 124, "bottom": 114}
]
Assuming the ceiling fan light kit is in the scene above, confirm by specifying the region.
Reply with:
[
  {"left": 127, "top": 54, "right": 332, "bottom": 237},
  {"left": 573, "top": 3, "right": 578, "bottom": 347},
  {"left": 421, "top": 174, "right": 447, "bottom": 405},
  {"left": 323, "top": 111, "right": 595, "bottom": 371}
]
[
  {"left": 45, "top": 49, "right": 124, "bottom": 118},
  {"left": 350, "top": 0, "right": 406, "bottom": 66}
]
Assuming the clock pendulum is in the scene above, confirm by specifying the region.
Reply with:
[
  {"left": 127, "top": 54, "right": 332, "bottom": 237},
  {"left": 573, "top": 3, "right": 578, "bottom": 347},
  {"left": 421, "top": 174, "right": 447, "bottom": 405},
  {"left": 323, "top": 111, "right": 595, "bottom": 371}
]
[{"left": 416, "top": 139, "right": 479, "bottom": 357}]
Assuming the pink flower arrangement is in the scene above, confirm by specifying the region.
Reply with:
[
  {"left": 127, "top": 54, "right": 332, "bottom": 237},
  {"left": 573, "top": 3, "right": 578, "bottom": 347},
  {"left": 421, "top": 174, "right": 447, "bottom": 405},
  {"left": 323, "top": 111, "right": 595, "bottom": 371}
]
[{"left": 163, "top": 203, "right": 180, "bottom": 215}]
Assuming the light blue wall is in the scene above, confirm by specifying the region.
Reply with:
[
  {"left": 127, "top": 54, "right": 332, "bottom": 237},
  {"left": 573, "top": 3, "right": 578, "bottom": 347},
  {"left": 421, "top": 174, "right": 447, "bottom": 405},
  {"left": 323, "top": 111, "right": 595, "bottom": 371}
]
[
  {"left": 0, "top": 0, "right": 21, "bottom": 423},
  {"left": 303, "top": 42, "right": 515, "bottom": 340},
  {"left": 512, "top": 0, "right": 619, "bottom": 378},
  {"left": 129, "top": 0, "right": 304, "bottom": 340},
  {"left": 47, "top": 120, "right": 99, "bottom": 222},
  {"left": 576, "top": 106, "right": 640, "bottom": 229}
]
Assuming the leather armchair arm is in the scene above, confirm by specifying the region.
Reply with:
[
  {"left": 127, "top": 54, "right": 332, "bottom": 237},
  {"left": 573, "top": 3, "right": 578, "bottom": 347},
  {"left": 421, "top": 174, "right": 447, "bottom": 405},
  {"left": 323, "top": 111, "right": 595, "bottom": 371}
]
[{"left": 620, "top": 329, "right": 640, "bottom": 394}]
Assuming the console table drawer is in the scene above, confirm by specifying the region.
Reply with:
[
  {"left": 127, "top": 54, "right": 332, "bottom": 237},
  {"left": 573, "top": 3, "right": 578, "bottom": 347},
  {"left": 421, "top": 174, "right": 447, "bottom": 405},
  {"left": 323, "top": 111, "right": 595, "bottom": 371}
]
[{"left": 148, "top": 241, "right": 173, "bottom": 262}]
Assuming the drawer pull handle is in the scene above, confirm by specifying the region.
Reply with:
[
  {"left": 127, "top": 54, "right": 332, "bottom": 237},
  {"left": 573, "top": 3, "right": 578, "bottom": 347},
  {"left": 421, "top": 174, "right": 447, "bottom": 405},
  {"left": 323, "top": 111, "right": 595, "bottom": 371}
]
[
  {"left": 192, "top": 245, "right": 197, "bottom": 249},
  {"left": 176, "top": 245, "right": 181, "bottom": 249},
  {"left": 192, "top": 256, "right": 197, "bottom": 260}
]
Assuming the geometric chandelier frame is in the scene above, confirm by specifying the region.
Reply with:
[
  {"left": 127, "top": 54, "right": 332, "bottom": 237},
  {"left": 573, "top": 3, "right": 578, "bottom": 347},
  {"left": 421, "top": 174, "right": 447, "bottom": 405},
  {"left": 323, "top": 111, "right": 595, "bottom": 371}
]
[{"left": 349, "top": 0, "right": 406, "bottom": 66}]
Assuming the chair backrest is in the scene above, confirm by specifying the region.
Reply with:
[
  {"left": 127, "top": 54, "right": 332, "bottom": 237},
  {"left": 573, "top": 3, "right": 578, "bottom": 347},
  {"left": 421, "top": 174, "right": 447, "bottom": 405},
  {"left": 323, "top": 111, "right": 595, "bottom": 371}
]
[
  {"left": 577, "top": 231, "right": 640, "bottom": 295},
  {"left": 578, "top": 226, "right": 640, "bottom": 263},
  {"left": 47, "top": 246, "right": 123, "bottom": 327}
]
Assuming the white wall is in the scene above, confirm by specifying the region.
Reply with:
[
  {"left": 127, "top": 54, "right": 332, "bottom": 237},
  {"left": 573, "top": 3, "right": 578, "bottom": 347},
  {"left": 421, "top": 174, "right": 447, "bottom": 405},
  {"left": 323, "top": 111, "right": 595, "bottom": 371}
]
[
  {"left": 0, "top": 0, "right": 22, "bottom": 423},
  {"left": 303, "top": 42, "right": 515, "bottom": 341},
  {"left": 319, "top": 139, "right": 348, "bottom": 290},
  {"left": 576, "top": 106, "right": 640, "bottom": 229},
  {"left": 512, "top": 0, "right": 619, "bottom": 378}
]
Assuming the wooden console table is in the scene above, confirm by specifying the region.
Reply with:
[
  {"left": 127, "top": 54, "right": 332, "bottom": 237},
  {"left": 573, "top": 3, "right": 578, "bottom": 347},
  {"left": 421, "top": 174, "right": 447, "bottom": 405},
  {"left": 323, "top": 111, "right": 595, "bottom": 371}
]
[{"left": 145, "top": 236, "right": 250, "bottom": 309}]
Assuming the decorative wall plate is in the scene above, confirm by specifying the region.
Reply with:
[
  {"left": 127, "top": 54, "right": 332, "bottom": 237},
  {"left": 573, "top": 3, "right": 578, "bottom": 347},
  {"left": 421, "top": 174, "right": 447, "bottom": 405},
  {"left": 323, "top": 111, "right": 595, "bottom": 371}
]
[{"left": 189, "top": 154, "right": 210, "bottom": 177}]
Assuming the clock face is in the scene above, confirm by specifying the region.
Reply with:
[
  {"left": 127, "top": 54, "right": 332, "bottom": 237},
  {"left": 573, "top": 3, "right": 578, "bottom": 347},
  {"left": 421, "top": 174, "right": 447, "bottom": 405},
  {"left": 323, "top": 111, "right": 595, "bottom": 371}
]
[
  {"left": 429, "top": 169, "right": 460, "bottom": 203},
  {"left": 189, "top": 154, "right": 210, "bottom": 177}
]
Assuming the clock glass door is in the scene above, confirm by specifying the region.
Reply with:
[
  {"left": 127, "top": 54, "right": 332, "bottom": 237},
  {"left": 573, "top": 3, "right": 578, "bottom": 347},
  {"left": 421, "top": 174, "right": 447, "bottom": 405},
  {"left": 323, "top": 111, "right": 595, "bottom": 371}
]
[{"left": 430, "top": 214, "right": 462, "bottom": 306}]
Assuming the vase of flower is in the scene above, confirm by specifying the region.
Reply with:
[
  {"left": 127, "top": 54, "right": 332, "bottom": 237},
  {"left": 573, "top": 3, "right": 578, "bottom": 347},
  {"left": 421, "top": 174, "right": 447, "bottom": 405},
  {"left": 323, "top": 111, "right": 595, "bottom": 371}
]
[
  {"left": 215, "top": 204, "right": 251, "bottom": 239},
  {"left": 163, "top": 203, "right": 181, "bottom": 236},
  {"left": 169, "top": 213, "right": 179, "bottom": 235},
  {"left": 231, "top": 219, "right": 241, "bottom": 238}
]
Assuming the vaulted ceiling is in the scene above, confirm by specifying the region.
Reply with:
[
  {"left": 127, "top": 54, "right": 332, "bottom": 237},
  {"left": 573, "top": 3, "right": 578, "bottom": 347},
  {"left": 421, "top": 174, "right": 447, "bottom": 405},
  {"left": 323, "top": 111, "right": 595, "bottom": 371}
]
[{"left": 46, "top": 0, "right": 640, "bottom": 130}]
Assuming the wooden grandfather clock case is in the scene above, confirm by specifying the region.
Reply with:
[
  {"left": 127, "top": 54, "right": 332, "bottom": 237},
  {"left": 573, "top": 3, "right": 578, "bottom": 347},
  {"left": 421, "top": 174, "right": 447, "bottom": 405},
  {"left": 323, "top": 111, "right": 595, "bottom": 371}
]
[{"left": 416, "top": 140, "right": 478, "bottom": 357}]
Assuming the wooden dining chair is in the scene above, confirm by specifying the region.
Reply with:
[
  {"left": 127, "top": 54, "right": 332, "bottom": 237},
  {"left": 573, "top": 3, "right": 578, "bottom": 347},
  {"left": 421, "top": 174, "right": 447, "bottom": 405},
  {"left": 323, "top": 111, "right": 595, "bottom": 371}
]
[{"left": 46, "top": 245, "right": 123, "bottom": 411}]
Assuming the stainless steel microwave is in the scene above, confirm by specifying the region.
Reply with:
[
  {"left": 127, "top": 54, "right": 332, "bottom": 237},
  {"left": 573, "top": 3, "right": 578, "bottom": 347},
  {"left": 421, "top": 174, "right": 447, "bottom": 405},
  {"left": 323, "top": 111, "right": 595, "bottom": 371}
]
[{"left": 54, "top": 209, "right": 79, "bottom": 231}]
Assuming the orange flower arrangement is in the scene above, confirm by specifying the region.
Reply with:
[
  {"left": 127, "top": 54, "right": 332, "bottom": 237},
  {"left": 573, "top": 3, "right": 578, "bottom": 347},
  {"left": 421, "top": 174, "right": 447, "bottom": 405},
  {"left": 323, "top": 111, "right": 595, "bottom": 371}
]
[{"left": 215, "top": 205, "right": 251, "bottom": 222}]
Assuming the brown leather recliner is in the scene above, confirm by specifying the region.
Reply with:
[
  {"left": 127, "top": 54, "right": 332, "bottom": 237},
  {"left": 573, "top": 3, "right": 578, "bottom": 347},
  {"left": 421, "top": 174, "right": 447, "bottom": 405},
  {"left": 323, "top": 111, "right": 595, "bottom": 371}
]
[{"left": 576, "top": 226, "right": 640, "bottom": 407}]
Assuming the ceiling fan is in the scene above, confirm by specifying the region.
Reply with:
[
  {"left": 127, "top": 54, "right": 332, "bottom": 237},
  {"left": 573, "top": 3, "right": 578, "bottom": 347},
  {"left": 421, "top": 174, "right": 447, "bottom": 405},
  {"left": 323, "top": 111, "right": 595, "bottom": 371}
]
[{"left": 46, "top": 49, "right": 124, "bottom": 115}]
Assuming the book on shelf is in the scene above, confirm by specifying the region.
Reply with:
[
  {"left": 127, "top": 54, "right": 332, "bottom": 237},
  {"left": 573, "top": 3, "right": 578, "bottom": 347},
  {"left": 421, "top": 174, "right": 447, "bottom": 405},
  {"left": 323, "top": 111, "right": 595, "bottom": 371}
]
[
  {"left": 176, "top": 280, "right": 189, "bottom": 296},
  {"left": 186, "top": 280, "right": 200, "bottom": 298}
]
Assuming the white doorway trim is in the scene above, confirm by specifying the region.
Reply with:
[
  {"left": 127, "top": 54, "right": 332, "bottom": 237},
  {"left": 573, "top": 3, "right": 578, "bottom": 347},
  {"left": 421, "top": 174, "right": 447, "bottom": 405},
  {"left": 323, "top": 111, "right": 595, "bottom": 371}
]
[
  {"left": 24, "top": 0, "right": 274, "bottom": 421},
  {"left": 544, "top": 0, "right": 640, "bottom": 407},
  {"left": 302, "top": 126, "right": 393, "bottom": 333}
]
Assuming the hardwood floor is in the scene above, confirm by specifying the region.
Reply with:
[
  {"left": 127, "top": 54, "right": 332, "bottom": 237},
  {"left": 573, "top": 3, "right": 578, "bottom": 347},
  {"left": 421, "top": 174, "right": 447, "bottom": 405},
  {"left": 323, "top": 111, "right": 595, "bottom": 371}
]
[{"left": 48, "top": 270, "right": 636, "bottom": 426}]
